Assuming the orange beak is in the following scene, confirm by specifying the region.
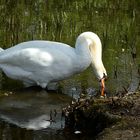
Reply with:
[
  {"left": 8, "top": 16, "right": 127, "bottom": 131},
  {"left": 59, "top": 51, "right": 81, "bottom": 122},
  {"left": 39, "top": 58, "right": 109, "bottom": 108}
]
[{"left": 100, "top": 78, "right": 105, "bottom": 97}]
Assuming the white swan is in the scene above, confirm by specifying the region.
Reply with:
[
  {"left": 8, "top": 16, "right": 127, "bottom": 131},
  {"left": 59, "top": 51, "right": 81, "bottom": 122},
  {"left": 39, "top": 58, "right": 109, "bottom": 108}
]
[{"left": 0, "top": 32, "right": 107, "bottom": 96}]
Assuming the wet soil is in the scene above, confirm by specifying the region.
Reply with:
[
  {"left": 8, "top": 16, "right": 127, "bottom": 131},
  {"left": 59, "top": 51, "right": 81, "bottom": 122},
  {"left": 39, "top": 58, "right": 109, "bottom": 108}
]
[
  {"left": 62, "top": 90, "right": 140, "bottom": 140},
  {"left": 97, "top": 92, "right": 140, "bottom": 140}
]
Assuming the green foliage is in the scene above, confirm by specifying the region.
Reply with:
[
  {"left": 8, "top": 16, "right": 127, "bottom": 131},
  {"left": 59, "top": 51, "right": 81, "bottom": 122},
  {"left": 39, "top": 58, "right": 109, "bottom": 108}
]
[{"left": 0, "top": 0, "right": 139, "bottom": 92}]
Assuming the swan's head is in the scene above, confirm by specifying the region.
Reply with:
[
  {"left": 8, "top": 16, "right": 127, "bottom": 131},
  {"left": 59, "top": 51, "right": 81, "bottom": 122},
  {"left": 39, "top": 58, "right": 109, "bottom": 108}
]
[{"left": 78, "top": 32, "right": 107, "bottom": 96}]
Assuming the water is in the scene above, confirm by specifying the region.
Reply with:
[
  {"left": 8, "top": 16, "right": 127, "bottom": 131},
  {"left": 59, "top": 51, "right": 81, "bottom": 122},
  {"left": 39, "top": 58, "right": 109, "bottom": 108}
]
[{"left": 0, "top": 0, "right": 139, "bottom": 139}]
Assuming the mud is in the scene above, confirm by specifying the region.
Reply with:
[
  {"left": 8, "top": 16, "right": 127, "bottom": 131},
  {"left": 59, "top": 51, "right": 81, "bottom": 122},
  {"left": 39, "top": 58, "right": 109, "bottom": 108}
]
[{"left": 62, "top": 88, "right": 140, "bottom": 139}]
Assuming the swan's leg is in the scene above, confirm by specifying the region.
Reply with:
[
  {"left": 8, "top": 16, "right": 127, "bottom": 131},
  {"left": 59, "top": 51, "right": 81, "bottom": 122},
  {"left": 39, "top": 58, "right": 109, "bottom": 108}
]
[{"left": 47, "top": 82, "right": 58, "bottom": 90}]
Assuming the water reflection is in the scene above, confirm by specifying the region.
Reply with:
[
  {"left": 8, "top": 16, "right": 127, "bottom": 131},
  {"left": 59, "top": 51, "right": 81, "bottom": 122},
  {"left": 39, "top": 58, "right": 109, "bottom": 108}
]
[
  {"left": 0, "top": 88, "right": 71, "bottom": 130},
  {"left": 0, "top": 88, "right": 96, "bottom": 140}
]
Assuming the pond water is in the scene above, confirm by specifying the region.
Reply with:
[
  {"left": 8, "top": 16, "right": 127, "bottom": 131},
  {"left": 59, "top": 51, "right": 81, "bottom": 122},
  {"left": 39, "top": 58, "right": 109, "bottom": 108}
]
[{"left": 0, "top": 0, "right": 139, "bottom": 140}]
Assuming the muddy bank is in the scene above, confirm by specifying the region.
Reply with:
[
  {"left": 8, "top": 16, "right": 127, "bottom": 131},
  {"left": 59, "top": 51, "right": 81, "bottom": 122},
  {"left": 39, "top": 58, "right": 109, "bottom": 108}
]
[
  {"left": 62, "top": 90, "right": 140, "bottom": 139},
  {"left": 97, "top": 92, "right": 140, "bottom": 140}
]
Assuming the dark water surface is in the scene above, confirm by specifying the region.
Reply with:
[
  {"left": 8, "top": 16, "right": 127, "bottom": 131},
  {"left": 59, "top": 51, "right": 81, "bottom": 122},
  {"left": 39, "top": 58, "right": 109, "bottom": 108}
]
[{"left": 0, "top": 0, "right": 140, "bottom": 139}]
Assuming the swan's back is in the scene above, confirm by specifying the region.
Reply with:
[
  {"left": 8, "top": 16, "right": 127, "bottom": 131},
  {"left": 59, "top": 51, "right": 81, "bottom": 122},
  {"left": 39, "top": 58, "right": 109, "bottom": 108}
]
[
  {"left": 0, "top": 41, "right": 72, "bottom": 55},
  {"left": 0, "top": 41, "right": 76, "bottom": 64},
  {"left": 0, "top": 40, "right": 81, "bottom": 88}
]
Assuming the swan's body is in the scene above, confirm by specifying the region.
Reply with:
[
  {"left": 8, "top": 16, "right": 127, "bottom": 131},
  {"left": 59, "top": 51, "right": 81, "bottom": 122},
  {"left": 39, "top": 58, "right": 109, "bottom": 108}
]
[{"left": 0, "top": 32, "right": 107, "bottom": 94}]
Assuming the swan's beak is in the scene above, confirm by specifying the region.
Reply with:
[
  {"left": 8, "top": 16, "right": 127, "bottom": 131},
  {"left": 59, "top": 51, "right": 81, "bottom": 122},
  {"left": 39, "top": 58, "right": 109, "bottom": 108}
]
[{"left": 100, "top": 74, "right": 107, "bottom": 97}]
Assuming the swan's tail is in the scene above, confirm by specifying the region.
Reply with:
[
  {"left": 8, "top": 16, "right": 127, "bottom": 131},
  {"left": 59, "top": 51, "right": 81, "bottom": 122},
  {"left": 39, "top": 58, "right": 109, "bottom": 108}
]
[{"left": 0, "top": 48, "right": 4, "bottom": 52}]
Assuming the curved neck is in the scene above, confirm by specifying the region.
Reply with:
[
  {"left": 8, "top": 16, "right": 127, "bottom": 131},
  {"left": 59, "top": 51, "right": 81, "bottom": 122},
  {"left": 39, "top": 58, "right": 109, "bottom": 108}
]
[
  {"left": 89, "top": 36, "right": 106, "bottom": 80},
  {"left": 89, "top": 36, "right": 102, "bottom": 64},
  {"left": 75, "top": 39, "right": 91, "bottom": 71},
  {"left": 75, "top": 32, "right": 107, "bottom": 79}
]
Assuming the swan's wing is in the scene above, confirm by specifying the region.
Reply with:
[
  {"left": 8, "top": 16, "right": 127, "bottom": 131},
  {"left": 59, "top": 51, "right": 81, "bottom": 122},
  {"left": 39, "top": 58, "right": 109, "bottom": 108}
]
[{"left": 0, "top": 41, "right": 76, "bottom": 73}]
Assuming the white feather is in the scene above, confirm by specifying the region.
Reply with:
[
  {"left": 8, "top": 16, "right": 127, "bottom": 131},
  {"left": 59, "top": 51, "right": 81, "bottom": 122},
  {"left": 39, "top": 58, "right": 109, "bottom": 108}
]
[{"left": 0, "top": 32, "right": 107, "bottom": 88}]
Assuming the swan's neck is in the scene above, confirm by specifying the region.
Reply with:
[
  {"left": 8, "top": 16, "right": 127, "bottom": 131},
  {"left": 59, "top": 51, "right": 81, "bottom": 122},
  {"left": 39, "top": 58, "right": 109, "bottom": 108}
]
[
  {"left": 75, "top": 33, "right": 106, "bottom": 79},
  {"left": 75, "top": 39, "right": 92, "bottom": 71}
]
